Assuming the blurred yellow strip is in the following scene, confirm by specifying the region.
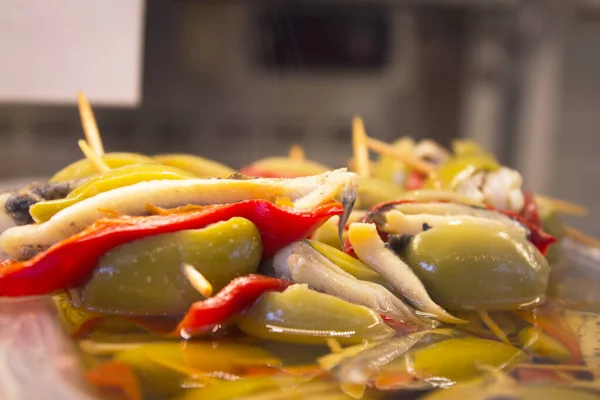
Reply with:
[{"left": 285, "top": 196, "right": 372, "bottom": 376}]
[
  {"left": 478, "top": 310, "right": 511, "bottom": 346},
  {"left": 366, "top": 136, "right": 437, "bottom": 176},
  {"left": 535, "top": 194, "right": 588, "bottom": 216},
  {"left": 288, "top": 145, "right": 306, "bottom": 161},
  {"left": 563, "top": 226, "right": 600, "bottom": 248},
  {"left": 182, "top": 263, "right": 214, "bottom": 298},
  {"left": 517, "top": 363, "right": 592, "bottom": 372},
  {"left": 352, "top": 117, "right": 370, "bottom": 177},
  {"left": 78, "top": 139, "right": 110, "bottom": 173},
  {"left": 77, "top": 91, "right": 105, "bottom": 156}
]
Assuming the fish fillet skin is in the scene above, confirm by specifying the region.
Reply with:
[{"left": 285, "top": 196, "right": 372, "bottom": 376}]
[{"left": 0, "top": 169, "right": 358, "bottom": 260}]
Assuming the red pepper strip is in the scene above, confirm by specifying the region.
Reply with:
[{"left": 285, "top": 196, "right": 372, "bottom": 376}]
[
  {"left": 521, "top": 191, "right": 542, "bottom": 227},
  {"left": 514, "top": 308, "right": 583, "bottom": 365},
  {"left": 374, "top": 371, "right": 417, "bottom": 390},
  {"left": 343, "top": 199, "right": 556, "bottom": 256},
  {"left": 238, "top": 166, "right": 307, "bottom": 179},
  {"left": 379, "top": 314, "right": 419, "bottom": 334},
  {"left": 0, "top": 200, "right": 341, "bottom": 297},
  {"left": 176, "top": 274, "right": 291, "bottom": 337},
  {"left": 493, "top": 207, "right": 556, "bottom": 255},
  {"left": 517, "top": 368, "right": 567, "bottom": 383},
  {"left": 85, "top": 361, "right": 142, "bottom": 400},
  {"left": 404, "top": 171, "right": 426, "bottom": 191}
]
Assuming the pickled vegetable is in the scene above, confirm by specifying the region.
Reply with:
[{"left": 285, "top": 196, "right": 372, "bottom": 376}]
[
  {"left": 177, "top": 376, "right": 303, "bottom": 400},
  {"left": 372, "top": 137, "right": 415, "bottom": 184},
  {"left": 310, "top": 216, "right": 345, "bottom": 250},
  {"left": 451, "top": 139, "right": 489, "bottom": 157},
  {"left": 273, "top": 241, "right": 430, "bottom": 327},
  {"left": 240, "top": 157, "right": 330, "bottom": 178},
  {"left": 431, "top": 154, "right": 499, "bottom": 190},
  {"left": 308, "top": 240, "right": 388, "bottom": 286},
  {"left": 154, "top": 154, "right": 235, "bottom": 178},
  {"left": 402, "top": 220, "right": 549, "bottom": 311},
  {"left": 357, "top": 176, "right": 404, "bottom": 209},
  {"left": 75, "top": 217, "right": 262, "bottom": 315},
  {"left": 31, "top": 164, "right": 196, "bottom": 223},
  {"left": 518, "top": 327, "right": 571, "bottom": 362},
  {"left": 50, "top": 152, "right": 155, "bottom": 182},
  {"left": 411, "top": 338, "right": 526, "bottom": 383},
  {"left": 310, "top": 211, "right": 366, "bottom": 251},
  {"left": 424, "top": 380, "right": 599, "bottom": 400},
  {"left": 348, "top": 222, "right": 464, "bottom": 324},
  {"left": 0, "top": 169, "right": 355, "bottom": 260},
  {"left": 394, "top": 189, "right": 484, "bottom": 206},
  {"left": 237, "top": 284, "right": 395, "bottom": 344},
  {"left": 113, "top": 341, "right": 279, "bottom": 398}
]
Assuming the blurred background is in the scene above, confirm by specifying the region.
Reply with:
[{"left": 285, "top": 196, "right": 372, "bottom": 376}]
[{"left": 0, "top": 0, "right": 599, "bottom": 234}]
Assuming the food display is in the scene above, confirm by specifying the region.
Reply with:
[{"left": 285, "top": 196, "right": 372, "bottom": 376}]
[{"left": 1, "top": 94, "right": 599, "bottom": 400}]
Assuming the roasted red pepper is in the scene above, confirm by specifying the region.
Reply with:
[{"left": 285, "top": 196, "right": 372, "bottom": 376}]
[
  {"left": 238, "top": 166, "right": 303, "bottom": 179},
  {"left": 521, "top": 191, "right": 542, "bottom": 227},
  {"left": 343, "top": 199, "right": 556, "bottom": 256},
  {"left": 404, "top": 171, "right": 426, "bottom": 191},
  {"left": 492, "top": 206, "right": 556, "bottom": 255},
  {"left": 0, "top": 200, "right": 341, "bottom": 297},
  {"left": 176, "top": 274, "right": 291, "bottom": 337}
]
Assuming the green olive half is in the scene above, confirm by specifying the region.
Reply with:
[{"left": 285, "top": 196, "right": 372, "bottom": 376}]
[
  {"left": 238, "top": 284, "right": 395, "bottom": 345},
  {"left": 402, "top": 220, "right": 549, "bottom": 311},
  {"left": 75, "top": 217, "right": 262, "bottom": 316}
]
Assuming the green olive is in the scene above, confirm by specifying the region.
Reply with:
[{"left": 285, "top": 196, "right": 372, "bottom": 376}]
[
  {"left": 76, "top": 217, "right": 262, "bottom": 315},
  {"left": 308, "top": 217, "right": 344, "bottom": 251},
  {"left": 50, "top": 152, "right": 156, "bottom": 182},
  {"left": 372, "top": 137, "right": 415, "bottom": 184},
  {"left": 357, "top": 176, "right": 404, "bottom": 209},
  {"left": 237, "top": 284, "right": 395, "bottom": 345},
  {"left": 402, "top": 220, "right": 549, "bottom": 311},
  {"left": 31, "top": 164, "right": 196, "bottom": 223},
  {"left": 154, "top": 154, "right": 235, "bottom": 178},
  {"left": 412, "top": 337, "right": 526, "bottom": 383},
  {"left": 428, "top": 154, "right": 499, "bottom": 190}
]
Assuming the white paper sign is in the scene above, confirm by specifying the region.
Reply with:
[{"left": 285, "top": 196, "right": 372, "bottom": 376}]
[{"left": 0, "top": 0, "right": 144, "bottom": 106}]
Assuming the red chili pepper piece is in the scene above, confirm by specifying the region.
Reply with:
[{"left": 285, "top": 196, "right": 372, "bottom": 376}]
[
  {"left": 493, "top": 207, "right": 556, "bottom": 255},
  {"left": 176, "top": 274, "right": 291, "bottom": 337},
  {"left": 85, "top": 361, "right": 142, "bottom": 400},
  {"left": 0, "top": 200, "right": 341, "bottom": 297},
  {"left": 238, "top": 166, "right": 304, "bottom": 179},
  {"left": 344, "top": 199, "right": 556, "bottom": 256},
  {"left": 404, "top": 171, "right": 426, "bottom": 191},
  {"left": 521, "top": 191, "right": 542, "bottom": 227}
]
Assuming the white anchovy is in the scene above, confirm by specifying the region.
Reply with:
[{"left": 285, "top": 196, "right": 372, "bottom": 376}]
[
  {"left": 0, "top": 169, "right": 358, "bottom": 260},
  {"left": 273, "top": 241, "right": 436, "bottom": 328},
  {"left": 348, "top": 223, "right": 465, "bottom": 325}
]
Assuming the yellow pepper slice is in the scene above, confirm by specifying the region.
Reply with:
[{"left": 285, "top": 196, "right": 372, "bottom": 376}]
[
  {"left": 411, "top": 337, "right": 526, "bottom": 383},
  {"left": 50, "top": 152, "right": 156, "bottom": 182},
  {"left": 154, "top": 154, "right": 235, "bottom": 178},
  {"left": 429, "top": 154, "right": 500, "bottom": 190},
  {"left": 31, "top": 164, "right": 196, "bottom": 223}
]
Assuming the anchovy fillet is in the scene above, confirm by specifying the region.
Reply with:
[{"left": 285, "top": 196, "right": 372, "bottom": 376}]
[{"left": 0, "top": 169, "right": 358, "bottom": 260}]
